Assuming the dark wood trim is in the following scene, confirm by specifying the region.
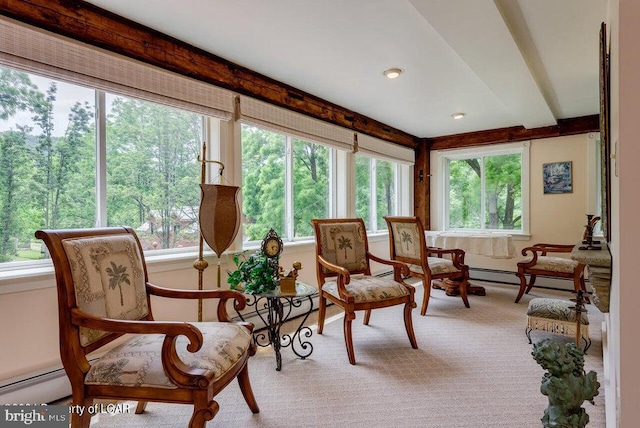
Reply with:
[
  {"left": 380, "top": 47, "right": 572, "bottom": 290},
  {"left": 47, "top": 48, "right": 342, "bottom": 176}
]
[
  {"left": 424, "top": 115, "right": 599, "bottom": 151},
  {"left": 413, "top": 114, "right": 598, "bottom": 228},
  {"left": 413, "top": 144, "right": 430, "bottom": 230},
  {"left": 0, "top": 0, "right": 418, "bottom": 149}
]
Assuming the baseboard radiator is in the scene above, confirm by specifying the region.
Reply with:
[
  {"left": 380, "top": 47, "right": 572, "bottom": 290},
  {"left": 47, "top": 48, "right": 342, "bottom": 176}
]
[
  {"left": 0, "top": 367, "right": 71, "bottom": 405},
  {"left": 469, "top": 267, "right": 577, "bottom": 292}
]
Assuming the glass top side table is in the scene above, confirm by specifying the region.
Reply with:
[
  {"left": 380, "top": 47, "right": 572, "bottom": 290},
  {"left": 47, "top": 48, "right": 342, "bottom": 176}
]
[{"left": 236, "top": 281, "right": 316, "bottom": 371}]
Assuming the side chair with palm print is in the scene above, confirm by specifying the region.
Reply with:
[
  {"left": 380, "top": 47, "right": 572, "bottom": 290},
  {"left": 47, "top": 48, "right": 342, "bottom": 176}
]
[
  {"left": 311, "top": 218, "right": 418, "bottom": 365},
  {"left": 384, "top": 216, "right": 470, "bottom": 314},
  {"left": 36, "top": 227, "right": 259, "bottom": 428}
]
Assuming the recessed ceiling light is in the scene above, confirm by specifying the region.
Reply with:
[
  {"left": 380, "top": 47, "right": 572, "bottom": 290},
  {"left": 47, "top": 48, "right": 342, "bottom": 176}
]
[
  {"left": 451, "top": 112, "right": 466, "bottom": 120},
  {"left": 383, "top": 68, "right": 403, "bottom": 79}
]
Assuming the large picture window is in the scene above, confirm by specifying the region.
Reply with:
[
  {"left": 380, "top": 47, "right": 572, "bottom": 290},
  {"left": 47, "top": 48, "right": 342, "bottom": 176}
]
[
  {"left": 241, "top": 124, "right": 331, "bottom": 243},
  {"left": 105, "top": 94, "right": 203, "bottom": 249},
  {"left": 355, "top": 154, "right": 398, "bottom": 232},
  {"left": 434, "top": 143, "right": 529, "bottom": 234},
  {"left": 0, "top": 67, "right": 204, "bottom": 266}
]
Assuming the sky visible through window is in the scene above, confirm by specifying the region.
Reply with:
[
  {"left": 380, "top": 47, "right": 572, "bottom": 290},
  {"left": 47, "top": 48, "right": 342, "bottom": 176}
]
[{"left": 0, "top": 74, "right": 97, "bottom": 137}]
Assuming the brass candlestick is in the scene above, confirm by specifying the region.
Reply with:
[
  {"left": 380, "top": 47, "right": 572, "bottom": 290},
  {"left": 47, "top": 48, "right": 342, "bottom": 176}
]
[{"left": 579, "top": 214, "right": 601, "bottom": 250}]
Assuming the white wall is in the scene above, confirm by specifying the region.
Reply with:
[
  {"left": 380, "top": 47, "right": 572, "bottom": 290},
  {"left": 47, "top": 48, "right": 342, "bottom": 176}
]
[{"left": 612, "top": 0, "right": 640, "bottom": 426}]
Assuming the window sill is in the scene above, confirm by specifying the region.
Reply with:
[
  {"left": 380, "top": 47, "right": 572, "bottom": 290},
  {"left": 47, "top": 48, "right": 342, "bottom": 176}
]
[
  {"left": 0, "top": 240, "right": 321, "bottom": 295},
  {"left": 0, "top": 249, "right": 214, "bottom": 295}
]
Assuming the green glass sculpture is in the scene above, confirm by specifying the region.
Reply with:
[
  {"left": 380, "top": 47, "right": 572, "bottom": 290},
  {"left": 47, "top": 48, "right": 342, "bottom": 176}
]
[{"left": 532, "top": 338, "right": 600, "bottom": 428}]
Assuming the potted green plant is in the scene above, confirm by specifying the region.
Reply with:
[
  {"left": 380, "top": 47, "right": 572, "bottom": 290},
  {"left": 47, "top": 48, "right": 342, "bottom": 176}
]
[{"left": 227, "top": 251, "right": 279, "bottom": 294}]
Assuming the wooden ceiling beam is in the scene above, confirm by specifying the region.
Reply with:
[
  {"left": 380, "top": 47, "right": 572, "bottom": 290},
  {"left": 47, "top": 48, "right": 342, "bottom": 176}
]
[
  {"left": 0, "top": 0, "right": 419, "bottom": 149},
  {"left": 424, "top": 115, "right": 600, "bottom": 151}
]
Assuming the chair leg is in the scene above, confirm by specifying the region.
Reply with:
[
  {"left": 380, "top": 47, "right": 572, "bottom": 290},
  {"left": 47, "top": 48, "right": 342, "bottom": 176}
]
[
  {"left": 135, "top": 401, "right": 147, "bottom": 414},
  {"left": 71, "top": 395, "right": 92, "bottom": 428},
  {"left": 515, "top": 270, "right": 528, "bottom": 303},
  {"left": 317, "top": 295, "right": 327, "bottom": 334},
  {"left": 343, "top": 311, "right": 356, "bottom": 365},
  {"left": 188, "top": 396, "right": 218, "bottom": 428},
  {"left": 363, "top": 309, "right": 371, "bottom": 325},
  {"left": 420, "top": 277, "right": 431, "bottom": 316},
  {"left": 237, "top": 363, "right": 260, "bottom": 413},
  {"left": 525, "top": 274, "right": 537, "bottom": 294},
  {"left": 458, "top": 277, "right": 470, "bottom": 308},
  {"left": 404, "top": 301, "right": 418, "bottom": 349}
]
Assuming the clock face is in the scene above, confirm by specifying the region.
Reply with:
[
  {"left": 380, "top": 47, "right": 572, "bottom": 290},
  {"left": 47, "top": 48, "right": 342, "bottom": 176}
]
[
  {"left": 264, "top": 238, "right": 282, "bottom": 257},
  {"left": 262, "top": 229, "right": 283, "bottom": 258}
]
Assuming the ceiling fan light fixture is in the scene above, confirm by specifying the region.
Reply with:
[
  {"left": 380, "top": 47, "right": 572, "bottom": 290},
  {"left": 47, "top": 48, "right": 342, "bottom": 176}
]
[
  {"left": 383, "top": 68, "right": 403, "bottom": 79},
  {"left": 451, "top": 112, "right": 466, "bottom": 120}
]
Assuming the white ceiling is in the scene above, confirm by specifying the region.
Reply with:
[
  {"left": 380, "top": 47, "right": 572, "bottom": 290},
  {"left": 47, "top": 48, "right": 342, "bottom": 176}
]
[{"left": 83, "top": 0, "right": 607, "bottom": 138}]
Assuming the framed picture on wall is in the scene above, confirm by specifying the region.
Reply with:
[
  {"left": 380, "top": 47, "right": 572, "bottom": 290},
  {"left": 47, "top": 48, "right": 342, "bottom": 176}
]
[{"left": 543, "top": 161, "right": 573, "bottom": 194}]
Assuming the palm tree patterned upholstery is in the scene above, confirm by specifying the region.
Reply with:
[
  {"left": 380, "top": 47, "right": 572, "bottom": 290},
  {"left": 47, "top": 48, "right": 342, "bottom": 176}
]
[
  {"left": 311, "top": 218, "right": 418, "bottom": 365},
  {"left": 36, "top": 227, "right": 259, "bottom": 428},
  {"left": 385, "top": 216, "right": 471, "bottom": 314}
]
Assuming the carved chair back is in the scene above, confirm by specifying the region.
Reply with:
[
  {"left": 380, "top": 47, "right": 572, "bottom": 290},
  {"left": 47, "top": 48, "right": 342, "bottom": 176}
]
[{"left": 36, "top": 227, "right": 152, "bottom": 377}]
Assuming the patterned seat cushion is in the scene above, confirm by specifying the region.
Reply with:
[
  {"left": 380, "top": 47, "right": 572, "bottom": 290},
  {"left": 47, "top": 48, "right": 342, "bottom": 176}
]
[
  {"left": 322, "top": 276, "right": 409, "bottom": 303},
  {"left": 527, "top": 298, "right": 589, "bottom": 325},
  {"left": 426, "top": 257, "right": 460, "bottom": 274},
  {"left": 85, "top": 322, "right": 252, "bottom": 389},
  {"left": 407, "top": 257, "right": 460, "bottom": 275},
  {"left": 523, "top": 256, "right": 579, "bottom": 273}
]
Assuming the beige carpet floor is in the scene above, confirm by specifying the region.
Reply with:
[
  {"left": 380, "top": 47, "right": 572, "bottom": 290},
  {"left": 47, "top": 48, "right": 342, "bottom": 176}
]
[{"left": 88, "top": 281, "right": 606, "bottom": 428}]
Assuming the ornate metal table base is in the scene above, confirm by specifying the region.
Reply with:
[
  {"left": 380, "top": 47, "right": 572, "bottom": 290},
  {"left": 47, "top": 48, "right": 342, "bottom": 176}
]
[{"left": 236, "top": 283, "right": 315, "bottom": 371}]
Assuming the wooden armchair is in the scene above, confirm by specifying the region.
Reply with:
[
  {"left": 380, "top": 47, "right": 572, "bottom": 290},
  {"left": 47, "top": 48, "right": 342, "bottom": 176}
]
[
  {"left": 384, "top": 216, "right": 471, "bottom": 314},
  {"left": 514, "top": 243, "right": 586, "bottom": 303},
  {"left": 311, "top": 218, "right": 418, "bottom": 365},
  {"left": 36, "top": 227, "right": 259, "bottom": 428}
]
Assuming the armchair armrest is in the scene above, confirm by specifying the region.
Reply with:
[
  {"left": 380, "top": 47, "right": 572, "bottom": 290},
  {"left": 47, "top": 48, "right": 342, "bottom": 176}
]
[
  {"left": 528, "top": 243, "right": 574, "bottom": 254},
  {"left": 520, "top": 243, "right": 575, "bottom": 267},
  {"left": 317, "top": 255, "right": 351, "bottom": 281},
  {"left": 317, "top": 254, "right": 353, "bottom": 301},
  {"left": 146, "top": 283, "right": 247, "bottom": 322},
  {"left": 70, "top": 308, "right": 203, "bottom": 350},
  {"left": 368, "top": 252, "right": 410, "bottom": 281},
  {"left": 426, "top": 247, "right": 466, "bottom": 267},
  {"left": 519, "top": 243, "right": 572, "bottom": 266},
  {"left": 70, "top": 309, "right": 218, "bottom": 388}
]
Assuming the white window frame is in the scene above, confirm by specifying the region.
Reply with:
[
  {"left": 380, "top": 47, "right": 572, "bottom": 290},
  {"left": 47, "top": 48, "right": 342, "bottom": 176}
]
[
  {"left": 285, "top": 135, "right": 337, "bottom": 241},
  {"left": 431, "top": 142, "right": 530, "bottom": 235},
  {"left": 240, "top": 125, "right": 337, "bottom": 246},
  {"left": 0, "top": 74, "right": 215, "bottom": 274},
  {"left": 355, "top": 153, "right": 406, "bottom": 233}
]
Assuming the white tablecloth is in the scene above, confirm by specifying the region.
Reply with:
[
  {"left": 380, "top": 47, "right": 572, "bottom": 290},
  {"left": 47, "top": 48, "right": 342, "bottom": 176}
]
[{"left": 425, "top": 231, "right": 516, "bottom": 259}]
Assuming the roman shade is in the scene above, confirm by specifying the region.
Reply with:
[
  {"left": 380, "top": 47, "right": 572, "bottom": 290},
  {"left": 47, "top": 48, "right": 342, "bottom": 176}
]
[
  {"left": 237, "top": 95, "right": 355, "bottom": 152},
  {"left": 0, "top": 17, "right": 234, "bottom": 119},
  {"left": 356, "top": 133, "right": 415, "bottom": 164}
]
